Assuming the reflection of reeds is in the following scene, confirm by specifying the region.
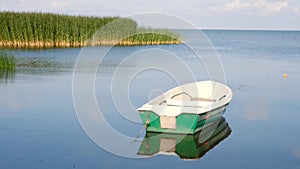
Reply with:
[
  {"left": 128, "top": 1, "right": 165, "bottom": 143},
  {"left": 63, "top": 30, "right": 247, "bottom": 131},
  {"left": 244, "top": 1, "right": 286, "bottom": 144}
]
[
  {"left": 17, "top": 58, "right": 55, "bottom": 68},
  {"left": 0, "top": 12, "right": 181, "bottom": 48},
  {"left": 15, "top": 57, "right": 74, "bottom": 75},
  {"left": 0, "top": 51, "right": 16, "bottom": 82}
]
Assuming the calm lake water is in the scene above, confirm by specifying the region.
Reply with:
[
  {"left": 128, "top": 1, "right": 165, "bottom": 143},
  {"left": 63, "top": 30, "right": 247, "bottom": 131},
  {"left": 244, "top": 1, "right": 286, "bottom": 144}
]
[{"left": 1, "top": 30, "right": 300, "bottom": 169}]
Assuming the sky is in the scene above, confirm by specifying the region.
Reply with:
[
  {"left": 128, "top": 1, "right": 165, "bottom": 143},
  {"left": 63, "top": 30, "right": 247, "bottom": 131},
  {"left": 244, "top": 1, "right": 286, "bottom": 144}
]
[{"left": 1, "top": 0, "right": 300, "bottom": 30}]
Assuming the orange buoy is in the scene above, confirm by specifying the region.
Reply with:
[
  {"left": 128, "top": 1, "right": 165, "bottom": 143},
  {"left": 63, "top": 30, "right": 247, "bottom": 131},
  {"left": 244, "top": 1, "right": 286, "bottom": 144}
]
[{"left": 283, "top": 73, "right": 288, "bottom": 79}]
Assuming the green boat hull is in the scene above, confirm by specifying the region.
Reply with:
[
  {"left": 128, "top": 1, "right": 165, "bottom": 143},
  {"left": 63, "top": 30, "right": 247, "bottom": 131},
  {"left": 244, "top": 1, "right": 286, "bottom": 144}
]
[
  {"left": 139, "top": 105, "right": 228, "bottom": 134},
  {"left": 137, "top": 117, "right": 231, "bottom": 159}
]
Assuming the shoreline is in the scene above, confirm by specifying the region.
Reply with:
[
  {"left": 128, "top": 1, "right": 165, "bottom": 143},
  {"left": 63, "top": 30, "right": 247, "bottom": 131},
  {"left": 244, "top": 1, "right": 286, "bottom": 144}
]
[{"left": 0, "top": 40, "right": 182, "bottom": 49}]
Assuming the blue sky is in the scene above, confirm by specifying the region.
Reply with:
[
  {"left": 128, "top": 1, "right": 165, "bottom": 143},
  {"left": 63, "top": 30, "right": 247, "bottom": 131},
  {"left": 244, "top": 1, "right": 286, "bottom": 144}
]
[{"left": 1, "top": 0, "right": 300, "bottom": 30}]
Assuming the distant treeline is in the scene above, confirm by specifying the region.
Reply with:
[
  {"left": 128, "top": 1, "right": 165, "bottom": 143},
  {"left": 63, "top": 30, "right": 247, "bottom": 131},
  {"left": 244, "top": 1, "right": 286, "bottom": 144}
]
[{"left": 0, "top": 12, "right": 181, "bottom": 48}]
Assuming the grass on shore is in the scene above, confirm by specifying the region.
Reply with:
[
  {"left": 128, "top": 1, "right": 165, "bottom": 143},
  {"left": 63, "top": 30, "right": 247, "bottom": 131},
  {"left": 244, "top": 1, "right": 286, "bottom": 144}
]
[{"left": 0, "top": 12, "right": 181, "bottom": 48}]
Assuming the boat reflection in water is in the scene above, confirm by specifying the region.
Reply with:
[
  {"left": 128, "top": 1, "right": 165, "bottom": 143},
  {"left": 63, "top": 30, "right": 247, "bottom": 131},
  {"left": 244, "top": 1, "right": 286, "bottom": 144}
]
[{"left": 137, "top": 117, "right": 231, "bottom": 160}]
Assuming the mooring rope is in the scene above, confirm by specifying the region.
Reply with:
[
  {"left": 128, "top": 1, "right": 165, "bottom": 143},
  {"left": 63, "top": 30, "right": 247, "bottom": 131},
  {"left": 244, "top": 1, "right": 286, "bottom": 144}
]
[{"left": 131, "top": 118, "right": 149, "bottom": 143}]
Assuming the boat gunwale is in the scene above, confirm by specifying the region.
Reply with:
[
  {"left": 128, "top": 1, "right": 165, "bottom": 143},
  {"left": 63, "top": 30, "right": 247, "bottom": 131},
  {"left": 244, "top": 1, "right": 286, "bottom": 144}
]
[{"left": 138, "top": 80, "right": 233, "bottom": 116}]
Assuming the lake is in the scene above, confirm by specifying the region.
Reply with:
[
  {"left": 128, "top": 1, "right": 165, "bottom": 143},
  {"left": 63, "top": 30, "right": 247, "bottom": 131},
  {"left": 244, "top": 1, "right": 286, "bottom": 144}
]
[{"left": 1, "top": 30, "right": 300, "bottom": 169}]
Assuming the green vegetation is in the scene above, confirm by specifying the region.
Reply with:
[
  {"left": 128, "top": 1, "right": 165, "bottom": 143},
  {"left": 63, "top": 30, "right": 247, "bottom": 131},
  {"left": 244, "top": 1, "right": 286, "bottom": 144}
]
[
  {"left": 0, "top": 12, "right": 181, "bottom": 48},
  {"left": 0, "top": 51, "right": 16, "bottom": 72},
  {"left": 0, "top": 51, "right": 16, "bottom": 81}
]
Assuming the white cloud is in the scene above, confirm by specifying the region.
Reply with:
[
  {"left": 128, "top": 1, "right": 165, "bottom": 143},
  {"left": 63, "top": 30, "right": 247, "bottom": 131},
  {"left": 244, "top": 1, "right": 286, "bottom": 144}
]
[
  {"left": 254, "top": 0, "right": 288, "bottom": 12},
  {"left": 223, "top": 0, "right": 290, "bottom": 13},
  {"left": 52, "top": 0, "right": 68, "bottom": 8},
  {"left": 226, "top": 0, "right": 251, "bottom": 10},
  {"left": 197, "top": 0, "right": 291, "bottom": 14},
  {"left": 293, "top": 7, "right": 300, "bottom": 12}
]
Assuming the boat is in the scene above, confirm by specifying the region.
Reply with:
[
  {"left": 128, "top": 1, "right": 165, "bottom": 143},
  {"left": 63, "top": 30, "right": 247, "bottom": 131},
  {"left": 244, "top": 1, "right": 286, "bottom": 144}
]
[
  {"left": 137, "top": 117, "right": 231, "bottom": 159},
  {"left": 138, "top": 80, "right": 233, "bottom": 134}
]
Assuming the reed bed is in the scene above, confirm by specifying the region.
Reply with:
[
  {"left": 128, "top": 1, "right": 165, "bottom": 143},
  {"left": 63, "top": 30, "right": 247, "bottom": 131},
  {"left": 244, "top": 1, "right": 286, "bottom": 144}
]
[
  {"left": 0, "top": 51, "right": 16, "bottom": 72},
  {"left": 0, "top": 12, "right": 181, "bottom": 48},
  {"left": 0, "top": 51, "right": 16, "bottom": 81}
]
